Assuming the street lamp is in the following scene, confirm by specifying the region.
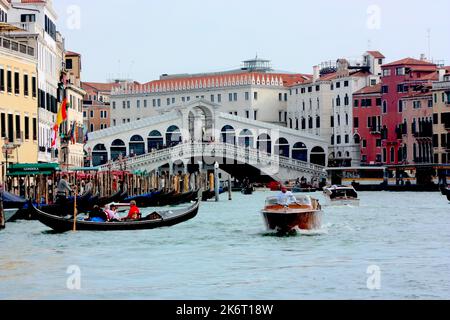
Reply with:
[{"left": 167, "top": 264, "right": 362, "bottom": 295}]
[{"left": 2, "top": 138, "right": 22, "bottom": 191}]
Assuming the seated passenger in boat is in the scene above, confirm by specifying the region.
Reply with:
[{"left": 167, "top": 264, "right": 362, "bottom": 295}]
[
  {"left": 125, "top": 201, "right": 142, "bottom": 221},
  {"left": 88, "top": 205, "right": 108, "bottom": 222},
  {"left": 105, "top": 204, "right": 121, "bottom": 222},
  {"left": 277, "top": 186, "right": 297, "bottom": 206}
]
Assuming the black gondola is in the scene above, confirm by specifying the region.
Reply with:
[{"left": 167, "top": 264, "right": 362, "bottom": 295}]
[
  {"left": 30, "top": 200, "right": 200, "bottom": 233},
  {"left": 447, "top": 194, "right": 450, "bottom": 202}
]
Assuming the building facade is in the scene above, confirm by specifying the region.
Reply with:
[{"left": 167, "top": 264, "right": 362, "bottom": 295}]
[
  {"left": 82, "top": 81, "right": 123, "bottom": 132},
  {"left": 287, "top": 51, "right": 384, "bottom": 167},
  {"left": 0, "top": 25, "right": 38, "bottom": 181},
  {"left": 7, "top": 0, "right": 64, "bottom": 163},
  {"left": 61, "top": 51, "right": 85, "bottom": 168},
  {"left": 380, "top": 57, "right": 438, "bottom": 165},
  {"left": 432, "top": 72, "right": 450, "bottom": 164},
  {"left": 109, "top": 59, "right": 310, "bottom": 130},
  {"left": 353, "top": 83, "right": 383, "bottom": 165}
]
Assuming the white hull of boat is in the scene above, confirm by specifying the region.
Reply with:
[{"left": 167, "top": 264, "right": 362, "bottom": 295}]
[{"left": 325, "top": 198, "right": 360, "bottom": 207}]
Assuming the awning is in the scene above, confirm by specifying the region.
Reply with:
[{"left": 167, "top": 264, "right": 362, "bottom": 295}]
[
  {"left": 7, "top": 171, "right": 54, "bottom": 176},
  {"left": 0, "top": 22, "right": 25, "bottom": 33}
]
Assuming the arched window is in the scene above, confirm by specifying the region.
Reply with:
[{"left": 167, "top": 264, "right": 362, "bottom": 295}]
[
  {"left": 110, "top": 139, "right": 126, "bottom": 161},
  {"left": 166, "top": 125, "right": 182, "bottom": 147},
  {"left": 92, "top": 144, "right": 108, "bottom": 166},
  {"left": 292, "top": 142, "right": 308, "bottom": 161},
  {"left": 390, "top": 147, "right": 395, "bottom": 163},
  {"left": 129, "top": 135, "right": 145, "bottom": 156},
  {"left": 310, "top": 146, "right": 326, "bottom": 166},
  {"left": 316, "top": 116, "right": 321, "bottom": 128},
  {"left": 275, "top": 138, "right": 290, "bottom": 157},
  {"left": 354, "top": 134, "right": 361, "bottom": 144},
  {"left": 257, "top": 134, "right": 272, "bottom": 154},
  {"left": 148, "top": 130, "right": 163, "bottom": 150},
  {"left": 336, "top": 95, "right": 341, "bottom": 106},
  {"left": 238, "top": 129, "right": 254, "bottom": 148},
  {"left": 221, "top": 125, "right": 236, "bottom": 145}
]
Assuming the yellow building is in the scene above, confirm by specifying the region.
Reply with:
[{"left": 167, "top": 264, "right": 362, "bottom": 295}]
[{"left": 0, "top": 30, "right": 38, "bottom": 182}]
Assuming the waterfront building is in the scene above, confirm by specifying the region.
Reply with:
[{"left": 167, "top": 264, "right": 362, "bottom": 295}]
[
  {"left": 432, "top": 70, "right": 450, "bottom": 164},
  {"left": 380, "top": 57, "right": 438, "bottom": 165},
  {"left": 7, "top": 0, "right": 64, "bottom": 163},
  {"left": 109, "top": 58, "right": 311, "bottom": 129},
  {"left": 287, "top": 51, "right": 384, "bottom": 167},
  {"left": 352, "top": 83, "right": 383, "bottom": 165},
  {"left": 61, "top": 50, "right": 85, "bottom": 168},
  {"left": 0, "top": 11, "right": 38, "bottom": 182},
  {"left": 82, "top": 81, "right": 124, "bottom": 133}
]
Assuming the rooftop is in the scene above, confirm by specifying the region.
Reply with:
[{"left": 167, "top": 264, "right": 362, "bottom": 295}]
[
  {"left": 382, "top": 57, "right": 436, "bottom": 68},
  {"left": 366, "top": 51, "right": 386, "bottom": 59},
  {"left": 354, "top": 83, "right": 382, "bottom": 95}
]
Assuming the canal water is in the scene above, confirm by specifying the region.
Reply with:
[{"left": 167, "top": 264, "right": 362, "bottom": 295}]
[{"left": 0, "top": 191, "right": 449, "bottom": 300}]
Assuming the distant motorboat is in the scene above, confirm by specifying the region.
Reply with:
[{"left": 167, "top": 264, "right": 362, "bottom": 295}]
[
  {"left": 261, "top": 195, "right": 323, "bottom": 234},
  {"left": 323, "top": 185, "right": 360, "bottom": 206}
]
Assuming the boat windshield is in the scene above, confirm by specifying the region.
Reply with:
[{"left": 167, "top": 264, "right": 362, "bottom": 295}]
[{"left": 265, "top": 196, "right": 312, "bottom": 206}]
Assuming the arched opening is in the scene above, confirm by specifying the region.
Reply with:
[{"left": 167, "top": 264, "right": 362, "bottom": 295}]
[
  {"left": 148, "top": 130, "right": 164, "bottom": 151},
  {"left": 238, "top": 129, "right": 254, "bottom": 148},
  {"left": 129, "top": 135, "right": 145, "bottom": 156},
  {"left": 92, "top": 144, "right": 108, "bottom": 167},
  {"left": 166, "top": 125, "right": 182, "bottom": 147},
  {"left": 257, "top": 133, "right": 272, "bottom": 154},
  {"left": 292, "top": 142, "right": 308, "bottom": 162},
  {"left": 354, "top": 134, "right": 361, "bottom": 144},
  {"left": 188, "top": 106, "right": 214, "bottom": 142},
  {"left": 275, "top": 138, "right": 290, "bottom": 157},
  {"left": 221, "top": 125, "right": 236, "bottom": 145},
  {"left": 311, "top": 146, "right": 326, "bottom": 166},
  {"left": 110, "top": 139, "right": 126, "bottom": 161}
]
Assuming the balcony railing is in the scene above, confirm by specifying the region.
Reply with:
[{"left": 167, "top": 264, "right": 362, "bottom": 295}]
[
  {"left": 0, "top": 36, "right": 35, "bottom": 58},
  {"left": 9, "top": 22, "right": 44, "bottom": 37}
]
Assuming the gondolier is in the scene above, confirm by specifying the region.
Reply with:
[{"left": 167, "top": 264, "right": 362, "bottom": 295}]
[{"left": 56, "top": 175, "right": 72, "bottom": 205}]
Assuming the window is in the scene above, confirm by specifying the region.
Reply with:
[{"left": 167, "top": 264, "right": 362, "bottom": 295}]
[
  {"left": 123, "top": 101, "right": 126, "bottom": 109},
  {"left": 398, "top": 100, "right": 403, "bottom": 112},
  {"left": 397, "top": 84, "right": 403, "bottom": 93},
  {"left": 90, "top": 124, "right": 94, "bottom": 132},
  {"left": 308, "top": 87, "right": 312, "bottom": 93},
  {"left": 301, "top": 117, "right": 306, "bottom": 130},
  {"left": 23, "top": 74, "right": 29, "bottom": 96},
  {"left": 229, "top": 93, "right": 233, "bottom": 102},
  {"left": 0, "top": 68, "right": 4, "bottom": 91},
  {"left": 316, "top": 116, "right": 321, "bottom": 128},
  {"left": 337, "top": 135, "right": 341, "bottom": 144},
  {"left": 254, "top": 92, "right": 258, "bottom": 100},
  {"left": 254, "top": 110, "right": 257, "bottom": 120},
  {"left": 157, "top": 99, "right": 161, "bottom": 107},
  {"left": 383, "top": 69, "right": 391, "bottom": 77},
  {"left": 246, "top": 111, "right": 250, "bottom": 119},
  {"left": 234, "top": 93, "right": 238, "bottom": 101},
  {"left": 396, "top": 67, "right": 405, "bottom": 76},
  {"left": 330, "top": 116, "right": 334, "bottom": 128},
  {"left": 344, "top": 94, "right": 349, "bottom": 106},
  {"left": 316, "top": 85, "right": 320, "bottom": 92},
  {"left": 167, "top": 98, "right": 170, "bottom": 106},
  {"left": 182, "top": 97, "right": 185, "bottom": 103},
  {"left": 346, "top": 114, "right": 349, "bottom": 125},
  {"left": 376, "top": 139, "right": 382, "bottom": 147},
  {"left": 428, "top": 100, "right": 433, "bottom": 108},
  {"left": 345, "top": 135, "right": 349, "bottom": 144},
  {"left": 218, "top": 94, "right": 221, "bottom": 103},
  {"left": 15, "top": 115, "right": 20, "bottom": 139},
  {"left": 83, "top": 111, "right": 86, "bottom": 118},
  {"left": 336, "top": 82, "right": 341, "bottom": 88},
  {"left": 362, "top": 139, "right": 367, "bottom": 148},
  {"left": 382, "top": 85, "right": 389, "bottom": 94},
  {"left": 32, "top": 118, "right": 37, "bottom": 140},
  {"left": 331, "top": 135, "right": 335, "bottom": 145},
  {"left": 211, "top": 95, "right": 215, "bottom": 102},
  {"left": 113, "top": 119, "right": 116, "bottom": 126},
  {"left": 0, "top": 113, "right": 5, "bottom": 138},
  {"left": 344, "top": 81, "right": 349, "bottom": 87},
  {"left": 284, "top": 93, "right": 288, "bottom": 101},
  {"left": 382, "top": 101, "right": 387, "bottom": 113},
  {"left": 144, "top": 100, "right": 147, "bottom": 107},
  {"left": 279, "top": 93, "right": 282, "bottom": 101},
  {"left": 7, "top": 71, "right": 12, "bottom": 93},
  {"left": 245, "top": 92, "right": 249, "bottom": 101},
  {"left": 172, "top": 97, "right": 175, "bottom": 104},
  {"left": 413, "top": 101, "right": 421, "bottom": 109},
  {"left": 90, "top": 110, "right": 94, "bottom": 118},
  {"left": 127, "top": 101, "right": 131, "bottom": 108},
  {"left": 354, "top": 100, "right": 359, "bottom": 108},
  {"left": 376, "top": 98, "right": 381, "bottom": 106},
  {"left": 336, "top": 95, "right": 341, "bottom": 107},
  {"left": 279, "top": 112, "right": 282, "bottom": 122},
  {"left": 390, "top": 147, "right": 395, "bottom": 162},
  {"left": 354, "top": 117, "right": 359, "bottom": 128},
  {"left": 112, "top": 101, "right": 116, "bottom": 109},
  {"left": 137, "top": 100, "right": 140, "bottom": 108},
  {"left": 66, "top": 59, "right": 73, "bottom": 70},
  {"left": 44, "top": 15, "right": 57, "bottom": 40}
]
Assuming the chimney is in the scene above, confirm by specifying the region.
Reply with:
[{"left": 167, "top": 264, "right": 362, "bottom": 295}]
[
  {"left": 313, "top": 66, "right": 320, "bottom": 82},
  {"left": 438, "top": 68, "right": 446, "bottom": 82},
  {"left": 420, "top": 54, "right": 427, "bottom": 61}
]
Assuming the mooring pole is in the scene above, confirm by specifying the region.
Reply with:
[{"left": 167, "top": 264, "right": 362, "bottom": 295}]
[
  {"left": 214, "top": 162, "right": 219, "bottom": 202},
  {"left": 228, "top": 175, "right": 232, "bottom": 201},
  {"left": 0, "top": 185, "right": 5, "bottom": 230}
]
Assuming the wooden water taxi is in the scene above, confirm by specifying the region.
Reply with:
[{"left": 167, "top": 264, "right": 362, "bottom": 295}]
[
  {"left": 323, "top": 185, "right": 360, "bottom": 206},
  {"left": 261, "top": 195, "right": 323, "bottom": 234}
]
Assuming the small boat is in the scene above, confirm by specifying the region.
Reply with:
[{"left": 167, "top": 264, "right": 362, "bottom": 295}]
[
  {"left": 323, "top": 185, "right": 360, "bottom": 206},
  {"left": 30, "top": 200, "right": 200, "bottom": 233},
  {"left": 202, "top": 190, "right": 215, "bottom": 201},
  {"left": 261, "top": 195, "right": 323, "bottom": 234},
  {"left": 241, "top": 186, "right": 253, "bottom": 195}
]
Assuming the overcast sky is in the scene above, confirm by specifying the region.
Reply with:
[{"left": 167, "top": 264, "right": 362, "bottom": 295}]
[{"left": 54, "top": 0, "right": 450, "bottom": 83}]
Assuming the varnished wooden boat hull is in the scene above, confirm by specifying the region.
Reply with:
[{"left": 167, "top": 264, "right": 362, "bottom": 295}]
[{"left": 261, "top": 210, "right": 322, "bottom": 233}]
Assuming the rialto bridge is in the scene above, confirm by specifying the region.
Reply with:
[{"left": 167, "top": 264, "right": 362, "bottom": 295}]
[{"left": 84, "top": 100, "right": 328, "bottom": 181}]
